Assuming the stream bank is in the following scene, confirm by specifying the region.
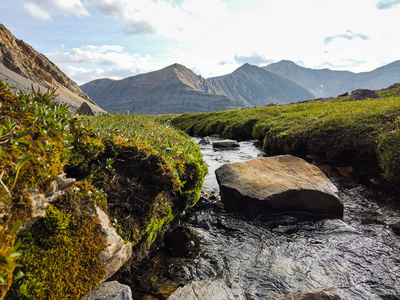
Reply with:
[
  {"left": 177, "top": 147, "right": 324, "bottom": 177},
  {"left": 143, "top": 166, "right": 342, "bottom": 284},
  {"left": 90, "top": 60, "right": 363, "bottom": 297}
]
[{"left": 123, "top": 137, "right": 400, "bottom": 300}]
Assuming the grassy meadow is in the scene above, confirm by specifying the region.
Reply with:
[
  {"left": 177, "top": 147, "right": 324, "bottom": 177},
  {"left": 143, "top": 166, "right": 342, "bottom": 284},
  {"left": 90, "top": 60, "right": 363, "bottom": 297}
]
[{"left": 154, "top": 85, "right": 400, "bottom": 185}]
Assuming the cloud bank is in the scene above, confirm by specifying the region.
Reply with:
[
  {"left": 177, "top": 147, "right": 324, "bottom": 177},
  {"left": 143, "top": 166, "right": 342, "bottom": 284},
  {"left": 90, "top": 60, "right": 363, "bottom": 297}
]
[
  {"left": 376, "top": 0, "right": 400, "bottom": 9},
  {"left": 23, "top": 0, "right": 89, "bottom": 20}
]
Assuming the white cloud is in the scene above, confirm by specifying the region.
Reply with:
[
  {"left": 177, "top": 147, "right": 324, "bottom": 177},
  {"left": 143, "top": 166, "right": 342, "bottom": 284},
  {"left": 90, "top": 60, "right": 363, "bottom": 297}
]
[
  {"left": 24, "top": 2, "right": 52, "bottom": 20},
  {"left": 45, "top": 44, "right": 160, "bottom": 84},
  {"left": 22, "top": 0, "right": 399, "bottom": 83},
  {"left": 23, "top": 0, "right": 89, "bottom": 19},
  {"left": 85, "top": 0, "right": 230, "bottom": 39},
  {"left": 324, "top": 30, "right": 370, "bottom": 44}
]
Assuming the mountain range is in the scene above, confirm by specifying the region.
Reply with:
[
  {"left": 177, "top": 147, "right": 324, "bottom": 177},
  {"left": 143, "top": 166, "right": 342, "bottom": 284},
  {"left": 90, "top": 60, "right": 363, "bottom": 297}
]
[
  {"left": 264, "top": 60, "right": 400, "bottom": 98},
  {"left": 81, "top": 63, "right": 314, "bottom": 114},
  {"left": 82, "top": 60, "right": 400, "bottom": 114},
  {"left": 1, "top": 22, "right": 399, "bottom": 116}
]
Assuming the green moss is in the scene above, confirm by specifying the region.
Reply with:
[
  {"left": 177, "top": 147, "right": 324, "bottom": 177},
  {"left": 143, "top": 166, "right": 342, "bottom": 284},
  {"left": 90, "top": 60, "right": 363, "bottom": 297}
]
[
  {"left": 66, "top": 118, "right": 104, "bottom": 173},
  {"left": 6, "top": 182, "right": 108, "bottom": 300},
  {"left": 0, "top": 82, "right": 76, "bottom": 297},
  {"left": 377, "top": 129, "right": 400, "bottom": 182},
  {"left": 82, "top": 114, "right": 207, "bottom": 256}
]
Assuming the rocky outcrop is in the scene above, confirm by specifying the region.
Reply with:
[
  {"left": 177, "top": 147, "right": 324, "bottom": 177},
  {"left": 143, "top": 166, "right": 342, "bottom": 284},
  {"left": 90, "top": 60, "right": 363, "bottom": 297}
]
[
  {"left": 96, "top": 208, "right": 133, "bottom": 281},
  {"left": 215, "top": 155, "right": 343, "bottom": 219},
  {"left": 347, "top": 89, "right": 379, "bottom": 101},
  {"left": 279, "top": 287, "right": 341, "bottom": 300},
  {"left": 84, "top": 281, "right": 133, "bottom": 300},
  {"left": 76, "top": 101, "right": 95, "bottom": 116},
  {"left": 0, "top": 23, "right": 103, "bottom": 113},
  {"left": 19, "top": 173, "right": 75, "bottom": 230},
  {"left": 167, "top": 280, "right": 245, "bottom": 300},
  {"left": 212, "top": 139, "right": 240, "bottom": 149}
]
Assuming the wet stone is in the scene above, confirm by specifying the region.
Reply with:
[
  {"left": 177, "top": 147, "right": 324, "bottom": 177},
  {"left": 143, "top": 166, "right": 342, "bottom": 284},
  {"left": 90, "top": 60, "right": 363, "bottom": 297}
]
[{"left": 216, "top": 155, "right": 343, "bottom": 219}]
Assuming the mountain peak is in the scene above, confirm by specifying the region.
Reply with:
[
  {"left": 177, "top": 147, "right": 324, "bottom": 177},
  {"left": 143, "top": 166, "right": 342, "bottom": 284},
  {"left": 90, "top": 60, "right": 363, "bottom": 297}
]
[{"left": 233, "top": 63, "right": 260, "bottom": 74}]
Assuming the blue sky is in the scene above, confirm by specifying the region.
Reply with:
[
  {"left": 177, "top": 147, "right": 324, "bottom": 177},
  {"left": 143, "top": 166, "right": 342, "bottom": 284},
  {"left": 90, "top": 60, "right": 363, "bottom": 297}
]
[{"left": 1, "top": 0, "right": 400, "bottom": 85}]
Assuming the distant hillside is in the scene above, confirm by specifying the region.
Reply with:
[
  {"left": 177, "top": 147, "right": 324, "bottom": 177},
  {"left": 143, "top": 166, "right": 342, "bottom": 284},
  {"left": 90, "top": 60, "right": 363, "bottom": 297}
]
[
  {"left": 206, "top": 63, "right": 314, "bottom": 106},
  {"left": 264, "top": 60, "right": 400, "bottom": 98},
  {"left": 0, "top": 23, "right": 102, "bottom": 113},
  {"left": 81, "top": 64, "right": 239, "bottom": 114},
  {"left": 82, "top": 63, "right": 314, "bottom": 114}
]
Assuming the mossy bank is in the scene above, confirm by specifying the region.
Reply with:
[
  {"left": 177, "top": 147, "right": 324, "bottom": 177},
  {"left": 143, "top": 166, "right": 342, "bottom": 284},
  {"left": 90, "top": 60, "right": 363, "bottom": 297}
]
[
  {"left": 0, "top": 82, "right": 207, "bottom": 299},
  {"left": 155, "top": 85, "right": 400, "bottom": 189}
]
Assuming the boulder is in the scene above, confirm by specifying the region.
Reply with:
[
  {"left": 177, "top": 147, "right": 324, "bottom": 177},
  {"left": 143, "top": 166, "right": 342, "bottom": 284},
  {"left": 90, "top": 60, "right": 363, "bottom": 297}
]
[
  {"left": 347, "top": 89, "right": 379, "bottom": 101},
  {"left": 198, "top": 137, "right": 212, "bottom": 145},
  {"left": 212, "top": 139, "right": 240, "bottom": 149},
  {"left": 96, "top": 208, "right": 133, "bottom": 281},
  {"left": 167, "top": 280, "right": 245, "bottom": 300},
  {"left": 279, "top": 287, "right": 341, "bottom": 300},
  {"left": 215, "top": 155, "right": 343, "bottom": 219},
  {"left": 76, "top": 101, "right": 95, "bottom": 116},
  {"left": 84, "top": 281, "right": 132, "bottom": 300}
]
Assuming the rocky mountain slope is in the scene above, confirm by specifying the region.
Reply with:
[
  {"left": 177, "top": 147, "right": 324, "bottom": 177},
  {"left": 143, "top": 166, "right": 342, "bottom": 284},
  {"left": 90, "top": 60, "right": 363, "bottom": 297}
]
[
  {"left": 264, "top": 60, "right": 400, "bottom": 98},
  {"left": 206, "top": 63, "right": 314, "bottom": 106},
  {"left": 0, "top": 23, "right": 102, "bottom": 113},
  {"left": 81, "top": 63, "right": 313, "bottom": 114},
  {"left": 81, "top": 64, "right": 239, "bottom": 114}
]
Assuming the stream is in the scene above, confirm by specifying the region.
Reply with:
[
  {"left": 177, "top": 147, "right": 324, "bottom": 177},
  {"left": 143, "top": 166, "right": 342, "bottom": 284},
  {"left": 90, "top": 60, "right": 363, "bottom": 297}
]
[{"left": 132, "top": 137, "right": 400, "bottom": 299}]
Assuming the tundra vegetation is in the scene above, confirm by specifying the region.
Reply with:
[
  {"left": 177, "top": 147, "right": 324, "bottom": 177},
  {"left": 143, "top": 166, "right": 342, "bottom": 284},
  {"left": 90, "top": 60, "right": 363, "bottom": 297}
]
[
  {"left": 0, "top": 82, "right": 207, "bottom": 299},
  {"left": 154, "top": 85, "right": 400, "bottom": 187}
]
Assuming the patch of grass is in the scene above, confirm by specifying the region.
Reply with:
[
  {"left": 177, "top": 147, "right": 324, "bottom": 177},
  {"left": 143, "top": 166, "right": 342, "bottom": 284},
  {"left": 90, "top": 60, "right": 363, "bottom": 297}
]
[{"left": 154, "top": 84, "right": 400, "bottom": 186}]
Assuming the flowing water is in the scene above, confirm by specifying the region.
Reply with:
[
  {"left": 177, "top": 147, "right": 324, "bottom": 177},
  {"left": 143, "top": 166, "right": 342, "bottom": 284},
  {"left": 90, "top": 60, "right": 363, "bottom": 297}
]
[{"left": 134, "top": 137, "right": 400, "bottom": 299}]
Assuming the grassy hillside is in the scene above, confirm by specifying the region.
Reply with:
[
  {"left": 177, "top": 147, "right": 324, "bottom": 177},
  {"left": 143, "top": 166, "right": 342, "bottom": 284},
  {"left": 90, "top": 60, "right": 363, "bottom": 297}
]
[
  {"left": 0, "top": 82, "right": 207, "bottom": 299},
  {"left": 155, "top": 85, "right": 400, "bottom": 187}
]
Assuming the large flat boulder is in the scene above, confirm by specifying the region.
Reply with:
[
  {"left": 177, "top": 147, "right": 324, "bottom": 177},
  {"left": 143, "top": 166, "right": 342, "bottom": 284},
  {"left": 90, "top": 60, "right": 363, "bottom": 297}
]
[{"left": 215, "top": 155, "right": 342, "bottom": 219}]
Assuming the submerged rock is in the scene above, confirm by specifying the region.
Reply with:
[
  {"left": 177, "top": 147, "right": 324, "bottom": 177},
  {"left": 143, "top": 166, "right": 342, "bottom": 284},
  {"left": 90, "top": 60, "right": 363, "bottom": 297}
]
[
  {"left": 84, "top": 281, "right": 132, "bottom": 300},
  {"left": 215, "top": 155, "right": 343, "bottom": 219},
  {"left": 212, "top": 139, "right": 240, "bottom": 149},
  {"left": 167, "top": 279, "right": 245, "bottom": 300}
]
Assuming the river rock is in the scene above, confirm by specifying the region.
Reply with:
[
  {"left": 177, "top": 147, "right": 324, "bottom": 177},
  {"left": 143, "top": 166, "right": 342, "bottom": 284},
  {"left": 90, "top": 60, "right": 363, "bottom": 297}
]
[
  {"left": 279, "top": 287, "right": 341, "bottom": 300},
  {"left": 96, "top": 207, "right": 133, "bottom": 281},
  {"left": 84, "top": 281, "right": 132, "bottom": 300},
  {"left": 215, "top": 155, "right": 343, "bottom": 219},
  {"left": 198, "top": 137, "right": 212, "bottom": 145},
  {"left": 167, "top": 279, "right": 245, "bottom": 300},
  {"left": 212, "top": 139, "right": 240, "bottom": 149}
]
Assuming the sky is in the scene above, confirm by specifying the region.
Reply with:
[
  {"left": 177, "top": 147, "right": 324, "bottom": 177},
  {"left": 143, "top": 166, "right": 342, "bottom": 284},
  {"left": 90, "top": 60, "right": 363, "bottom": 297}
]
[{"left": 1, "top": 0, "right": 400, "bottom": 85}]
